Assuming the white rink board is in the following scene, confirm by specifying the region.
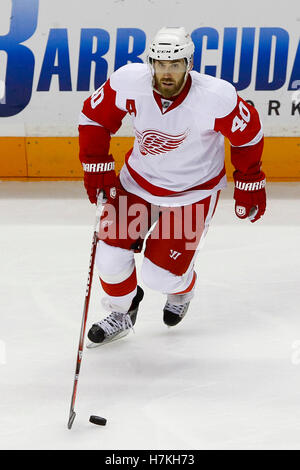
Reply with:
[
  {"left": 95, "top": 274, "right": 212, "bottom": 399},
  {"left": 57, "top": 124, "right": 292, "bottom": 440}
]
[{"left": 0, "top": 0, "right": 299, "bottom": 137}]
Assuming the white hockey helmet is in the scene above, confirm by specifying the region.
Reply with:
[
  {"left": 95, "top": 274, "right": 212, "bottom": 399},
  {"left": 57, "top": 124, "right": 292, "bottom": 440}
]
[{"left": 147, "top": 27, "right": 195, "bottom": 70}]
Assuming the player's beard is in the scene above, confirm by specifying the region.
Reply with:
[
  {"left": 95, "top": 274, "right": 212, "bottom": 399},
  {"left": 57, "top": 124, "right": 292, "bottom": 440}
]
[{"left": 155, "top": 73, "right": 186, "bottom": 99}]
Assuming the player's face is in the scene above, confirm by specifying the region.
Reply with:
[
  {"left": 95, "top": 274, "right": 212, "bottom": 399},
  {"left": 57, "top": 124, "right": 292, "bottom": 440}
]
[{"left": 153, "top": 59, "right": 187, "bottom": 98}]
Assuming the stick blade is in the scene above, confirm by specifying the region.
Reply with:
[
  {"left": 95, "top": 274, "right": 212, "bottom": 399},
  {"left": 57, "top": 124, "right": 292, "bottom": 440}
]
[{"left": 68, "top": 410, "right": 76, "bottom": 429}]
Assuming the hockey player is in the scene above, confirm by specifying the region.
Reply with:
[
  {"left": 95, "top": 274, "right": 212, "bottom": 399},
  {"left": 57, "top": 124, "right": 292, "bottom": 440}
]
[{"left": 78, "top": 27, "right": 266, "bottom": 346}]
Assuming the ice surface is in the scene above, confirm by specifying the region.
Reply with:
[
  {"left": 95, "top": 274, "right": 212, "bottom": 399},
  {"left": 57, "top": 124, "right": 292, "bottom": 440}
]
[{"left": 0, "top": 181, "right": 300, "bottom": 450}]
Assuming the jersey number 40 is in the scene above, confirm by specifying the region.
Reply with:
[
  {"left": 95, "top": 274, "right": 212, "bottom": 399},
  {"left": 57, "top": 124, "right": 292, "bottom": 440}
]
[{"left": 231, "top": 101, "right": 251, "bottom": 133}]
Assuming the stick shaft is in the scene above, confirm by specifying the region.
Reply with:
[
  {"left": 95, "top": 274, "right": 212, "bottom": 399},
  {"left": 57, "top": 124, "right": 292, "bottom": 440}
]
[
  {"left": 68, "top": 194, "right": 105, "bottom": 428},
  {"left": 67, "top": 229, "right": 99, "bottom": 428}
]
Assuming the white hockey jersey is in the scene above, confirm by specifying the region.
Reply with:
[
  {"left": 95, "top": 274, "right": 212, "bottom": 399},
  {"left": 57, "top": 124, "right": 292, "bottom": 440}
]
[{"left": 80, "top": 63, "right": 263, "bottom": 206}]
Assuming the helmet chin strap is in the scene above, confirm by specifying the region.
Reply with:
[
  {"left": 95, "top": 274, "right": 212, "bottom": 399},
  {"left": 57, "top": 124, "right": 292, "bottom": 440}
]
[{"left": 185, "top": 58, "right": 193, "bottom": 80}]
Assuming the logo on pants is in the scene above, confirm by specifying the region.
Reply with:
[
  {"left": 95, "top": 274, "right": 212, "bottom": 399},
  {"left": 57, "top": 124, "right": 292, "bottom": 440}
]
[{"left": 169, "top": 250, "right": 182, "bottom": 260}]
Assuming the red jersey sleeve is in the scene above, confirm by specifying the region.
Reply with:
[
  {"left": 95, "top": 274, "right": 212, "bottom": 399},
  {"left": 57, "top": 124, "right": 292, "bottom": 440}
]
[
  {"left": 79, "top": 78, "right": 128, "bottom": 165},
  {"left": 79, "top": 125, "right": 111, "bottom": 163},
  {"left": 82, "top": 79, "right": 127, "bottom": 134},
  {"left": 214, "top": 95, "right": 264, "bottom": 175}
]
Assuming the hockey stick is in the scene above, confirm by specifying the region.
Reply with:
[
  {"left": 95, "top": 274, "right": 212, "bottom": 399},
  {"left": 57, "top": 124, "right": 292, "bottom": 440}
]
[{"left": 67, "top": 193, "right": 104, "bottom": 429}]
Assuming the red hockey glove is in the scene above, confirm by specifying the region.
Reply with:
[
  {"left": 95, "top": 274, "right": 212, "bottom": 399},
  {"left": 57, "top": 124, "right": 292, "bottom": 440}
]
[
  {"left": 233, "top": 170, "right": 266, "bottom": 223},
  {"left": 81, "top": 154, "right": 117, "bottom": 204}
]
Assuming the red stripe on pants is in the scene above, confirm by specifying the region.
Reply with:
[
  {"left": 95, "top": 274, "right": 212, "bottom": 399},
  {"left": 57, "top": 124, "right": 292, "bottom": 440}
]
[
  {"left": 100, "top": 268, "right": 137, "bottom": 296},
  {"left": 172, "top": 271, "right": 197, "bottom": 295}
]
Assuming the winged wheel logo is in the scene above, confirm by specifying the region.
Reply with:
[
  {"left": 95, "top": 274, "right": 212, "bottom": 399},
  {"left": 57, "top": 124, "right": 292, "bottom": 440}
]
[{"left": 135, "top": 128, "right": 189, "bottom": 156}]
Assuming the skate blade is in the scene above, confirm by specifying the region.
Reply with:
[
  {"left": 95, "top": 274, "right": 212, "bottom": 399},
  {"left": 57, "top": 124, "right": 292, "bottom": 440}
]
[{"left": 86, "top": 329, "right": 130, "bottom": 349}]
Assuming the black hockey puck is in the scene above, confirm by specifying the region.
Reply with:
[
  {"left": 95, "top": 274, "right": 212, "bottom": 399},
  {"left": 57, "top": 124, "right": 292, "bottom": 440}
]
[{"left": 89, "top": 415, "right": 107, "bottom": 426}]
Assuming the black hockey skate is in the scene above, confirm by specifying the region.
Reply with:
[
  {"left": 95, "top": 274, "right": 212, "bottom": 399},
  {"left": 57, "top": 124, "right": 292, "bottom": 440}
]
[
  {"left": 163, "top": 296, "right": 190, "bottom": 327},
  {"left": 87, "top": 286, "right": 144, "bottom": 347}
]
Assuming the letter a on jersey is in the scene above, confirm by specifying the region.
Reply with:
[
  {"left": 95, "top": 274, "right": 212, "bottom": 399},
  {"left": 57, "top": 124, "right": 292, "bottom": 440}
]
[{"left": 126, "top": 99, "right": 137, "bottom": 116}]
